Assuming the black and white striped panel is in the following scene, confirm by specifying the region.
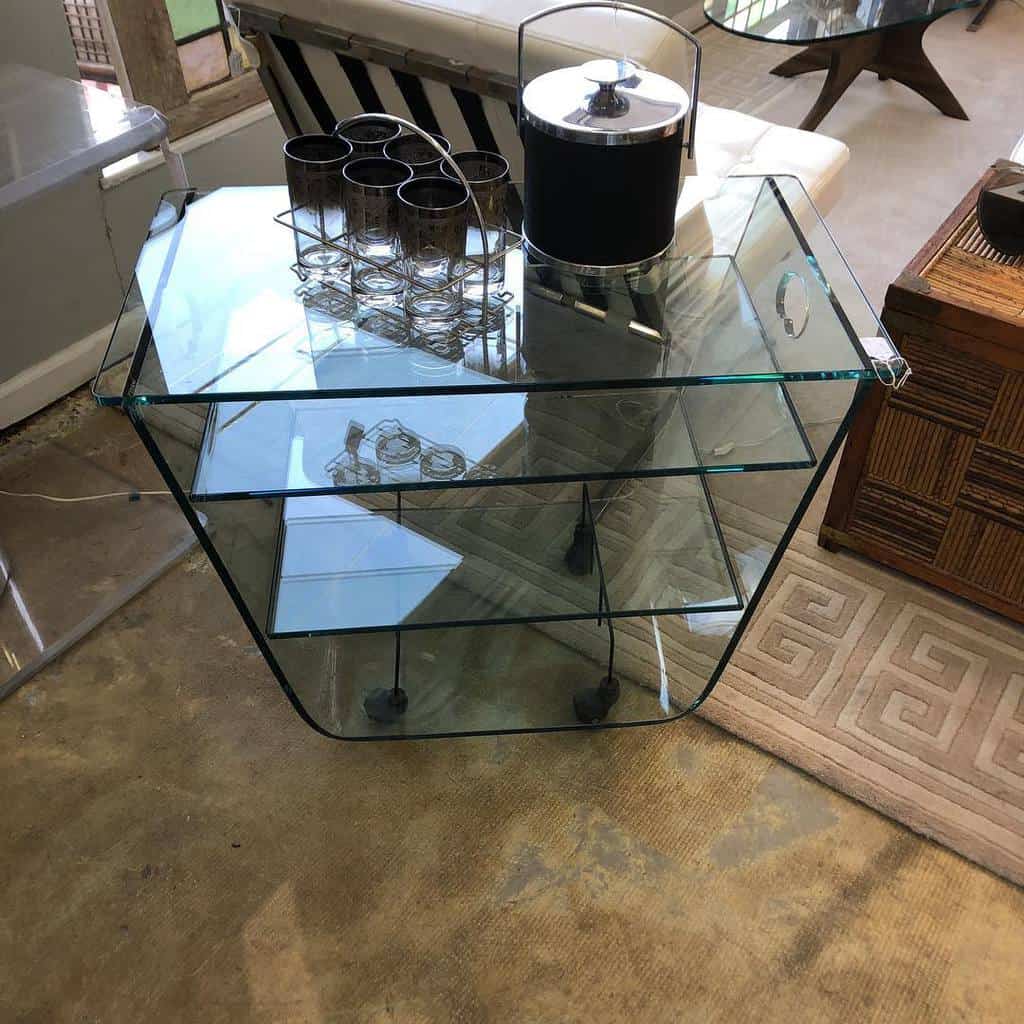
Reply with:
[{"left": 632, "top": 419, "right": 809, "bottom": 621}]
[{"left": 265, "top": 34, "right": 524, "bottom": 229}]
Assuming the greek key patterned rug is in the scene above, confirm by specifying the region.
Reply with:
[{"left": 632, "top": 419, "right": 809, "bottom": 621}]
[{"left": 702, "top": 527, "right": 1024, "bottom": 886}]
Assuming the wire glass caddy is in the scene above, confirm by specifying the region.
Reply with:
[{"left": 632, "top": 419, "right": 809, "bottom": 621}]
[
  {"left": 274, "top": 206, "right": 524, "bottom": 295},
  {"left": 274, "top": 113, "right": 524, "bottom": 324}
]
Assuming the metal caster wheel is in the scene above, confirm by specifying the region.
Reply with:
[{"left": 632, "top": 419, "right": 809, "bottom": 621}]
[
  {"left": 364, "top": 687, "right": 409, "bottom": 723},
  {"left": 573, "top": 675, "right": 620, "bottom": 724}
]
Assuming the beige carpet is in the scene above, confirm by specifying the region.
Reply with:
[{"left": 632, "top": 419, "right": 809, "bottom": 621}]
[
  {"left": 704, "top": 528, "right": 1024, "bottom": 887},
  {"left": 689, "top": 1, "right": 1024, "bottom": 887},
  {"left": 710, "top": 0, "right": 1024, "bottom": 308}
]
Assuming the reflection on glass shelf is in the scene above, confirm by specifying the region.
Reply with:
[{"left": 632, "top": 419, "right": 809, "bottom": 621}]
[
  {"left": 268, "top": 617, "right": 700, "bottom": 739},
  {"left": 93, "top": 181, "right": 893, "bottom": 406},
  {"left": 268, "top": 478, "right": 742, "bottom": 637},
  {"left": 189, "top": 381, "right": 816, "bottom": 500}
]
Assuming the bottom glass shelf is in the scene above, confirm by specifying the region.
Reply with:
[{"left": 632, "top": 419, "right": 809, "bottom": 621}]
[{"left": 267, "top": 476, "right": 742, "bottom": 637}]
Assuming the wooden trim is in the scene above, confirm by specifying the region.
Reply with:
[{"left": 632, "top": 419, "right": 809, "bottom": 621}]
[
  {"left": 76, "top": 59, "right": 118, "bottom": 83},
  {"left": 885, "top": 287, "right": 1024, "bottom": 356},
  {"left": 165, "top": 70, "right": 267, "bottom": 141},
  {"left": 102, "top": 1, "right": 265, "bottom": 141},
  {"left": 105, "top": 0, "right": 189, "bottom": 112},
  {"left": 882, "top": 309, "right": 1024, "bottom": 369},
  {"left": 817, "top": 525, "right": 1024, "bottom": 626}
]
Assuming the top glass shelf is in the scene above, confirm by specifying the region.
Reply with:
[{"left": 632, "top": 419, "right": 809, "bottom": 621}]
[{"left": 95, "top": 176, "right": 898, "bottom": 406}]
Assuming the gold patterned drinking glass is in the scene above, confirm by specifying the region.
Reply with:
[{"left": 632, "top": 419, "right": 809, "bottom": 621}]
[
  {"left": 283, "top": 133, "right": 352, "bottom": 279},
  {"left": 334, "top": 116, "right": 402, "bottom": 155},
  {"left": 384, "top": 132, "right": 452, "bottom": 177},
  {"left": 343, "top": 156, "right": 414, "bottom": 307},
  {"left": 398, "top": 176, "right": 470, "bottom": 324},
  {"left": 441, "top": 150, "right": 509, "bottom": 300}
]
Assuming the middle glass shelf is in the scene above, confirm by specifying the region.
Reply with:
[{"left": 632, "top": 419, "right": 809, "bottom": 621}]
[
  {"left": 267, "top": 476, "right": 743, "bottom": 637},
  {"left": 190, "top": 381, "right": 816, "bottom": 500}
]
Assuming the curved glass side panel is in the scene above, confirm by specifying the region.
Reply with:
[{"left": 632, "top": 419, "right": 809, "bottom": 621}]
[{"left": 128, "top": 375, "right": 862, "bottom": 737}]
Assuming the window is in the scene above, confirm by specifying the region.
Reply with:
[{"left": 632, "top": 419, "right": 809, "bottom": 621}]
[
  {"left": 166, "top": 1, "right": 231, "bottom": 93},
  {"left": 62, "top": 0, "right": 265, "bottom": 140},
  {"left": 63, "top": 1, "right": 116, "bottom": 84}
]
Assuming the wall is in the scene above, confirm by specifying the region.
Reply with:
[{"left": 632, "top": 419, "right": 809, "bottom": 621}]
[
  {"left": 0, "top": 0, "right": 285, "bottom": 428},
  {"left": 6, "top": 0, "right": 79, "bottom": 77},
  {"left": 103, "top": 108, "right": 285, "bottom": 285},
  {"left": 0, "top": 0, "right": 127, "bottom": 424}
]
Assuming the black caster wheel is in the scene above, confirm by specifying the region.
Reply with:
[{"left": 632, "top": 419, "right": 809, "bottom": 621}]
[
  {"left": 364, "top": 687, "right": 409, "bottom": 723},
  {"left": 573, "top": 676, "right": 620, "bottom": 724}
]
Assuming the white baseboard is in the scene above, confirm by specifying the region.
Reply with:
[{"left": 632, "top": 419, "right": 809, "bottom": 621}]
[{"left": 0, "top": 322, "right": 113, "bottom": 430}]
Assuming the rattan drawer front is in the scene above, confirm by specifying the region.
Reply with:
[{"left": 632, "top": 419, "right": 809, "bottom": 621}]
[
  {"left": 960, "top": 443, "right": 1024, "bottom": 530},
  {"left": 821, "top": 163, "right": 1024, "bottom": 625},
  {"left": 848, "top": 480, "right": 949, "bottom": 562},
  {"left": 890, "top": 334, "right": 1004, "bottom": 434},
  {"left": 984, "top": 371, "right": 1024, "bottom": 453},
  {"left": 865, "top": 404, "right": 973, "bottom": 505},
  {"left": 934, "top": 508, "right": 1024, "bottom": 605}
]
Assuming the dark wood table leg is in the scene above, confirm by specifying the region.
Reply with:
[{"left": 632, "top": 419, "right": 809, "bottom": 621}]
[
  {"left": 770, "top": 44, "right": 831, "bottom": 78},
  {"left": 869, "top": 21, "right": 969, "bottom": 120},
  {"left": 771, "top": 35, "right": 879, "bottom": 131},
  {"left": 768, "top": 16, "right": 968, "bottom": 131}
]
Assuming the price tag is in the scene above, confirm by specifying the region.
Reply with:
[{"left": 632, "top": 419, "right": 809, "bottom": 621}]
[{"left": 861, "top": 337, "right": 911, "bottom": 389}]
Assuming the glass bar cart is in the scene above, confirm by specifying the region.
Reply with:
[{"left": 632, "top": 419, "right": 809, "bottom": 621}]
[{"left": 94, "top": 176, "right": 906, "bottom": 739}]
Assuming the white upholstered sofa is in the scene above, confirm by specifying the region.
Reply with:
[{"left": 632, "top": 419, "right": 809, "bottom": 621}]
[{"left": 233, "top": 0, "right": 850, "bottom": 218}]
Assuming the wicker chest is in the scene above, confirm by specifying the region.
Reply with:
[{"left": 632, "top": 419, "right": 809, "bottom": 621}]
[{"left": 821, "top": 160, "right": 1024, "bottom": 624}]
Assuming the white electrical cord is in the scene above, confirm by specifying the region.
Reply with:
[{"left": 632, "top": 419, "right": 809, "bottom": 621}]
[
  {"left": 708, "top": 415, "right": 844, "bottom": 458},
  {"left": 0, "top": 489, "right": 170, "bottom": 503}
]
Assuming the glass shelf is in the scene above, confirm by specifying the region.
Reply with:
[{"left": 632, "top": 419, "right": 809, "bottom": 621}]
[
  {"left": 94, "top": 177, "right": 901, "bottom": 409},
  {"left": 267, "top": 477, "right": 742, "bottom": 637},
  {"left": 188, "top": 381, "right": 815, "bottom": 500}
]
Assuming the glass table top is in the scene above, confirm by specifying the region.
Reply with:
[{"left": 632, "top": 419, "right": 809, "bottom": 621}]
[
  {"left": 94, "top": 178, "right": 898, "bottom": 408},
  {"left": 703, "top": 0, "right": 978, "bottom": 44},
  {"left": 187, "top": 382, "right": 816, "bottom": 501}
]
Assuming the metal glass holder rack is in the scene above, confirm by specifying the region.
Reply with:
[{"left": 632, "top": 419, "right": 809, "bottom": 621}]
[
  {"left": 93, "top": 175, "right": 908, "bottom": 740},
  {"left": 272, "top": 208, "right": 524, "bottom": 301},
  {"left": 277, "top": 113, "right": 522, "bottom": 330}
]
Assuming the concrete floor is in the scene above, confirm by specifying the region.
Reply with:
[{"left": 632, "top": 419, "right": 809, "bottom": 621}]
[{"left": 3, "top": 401, "right": 1024, "bottom": 1022}]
